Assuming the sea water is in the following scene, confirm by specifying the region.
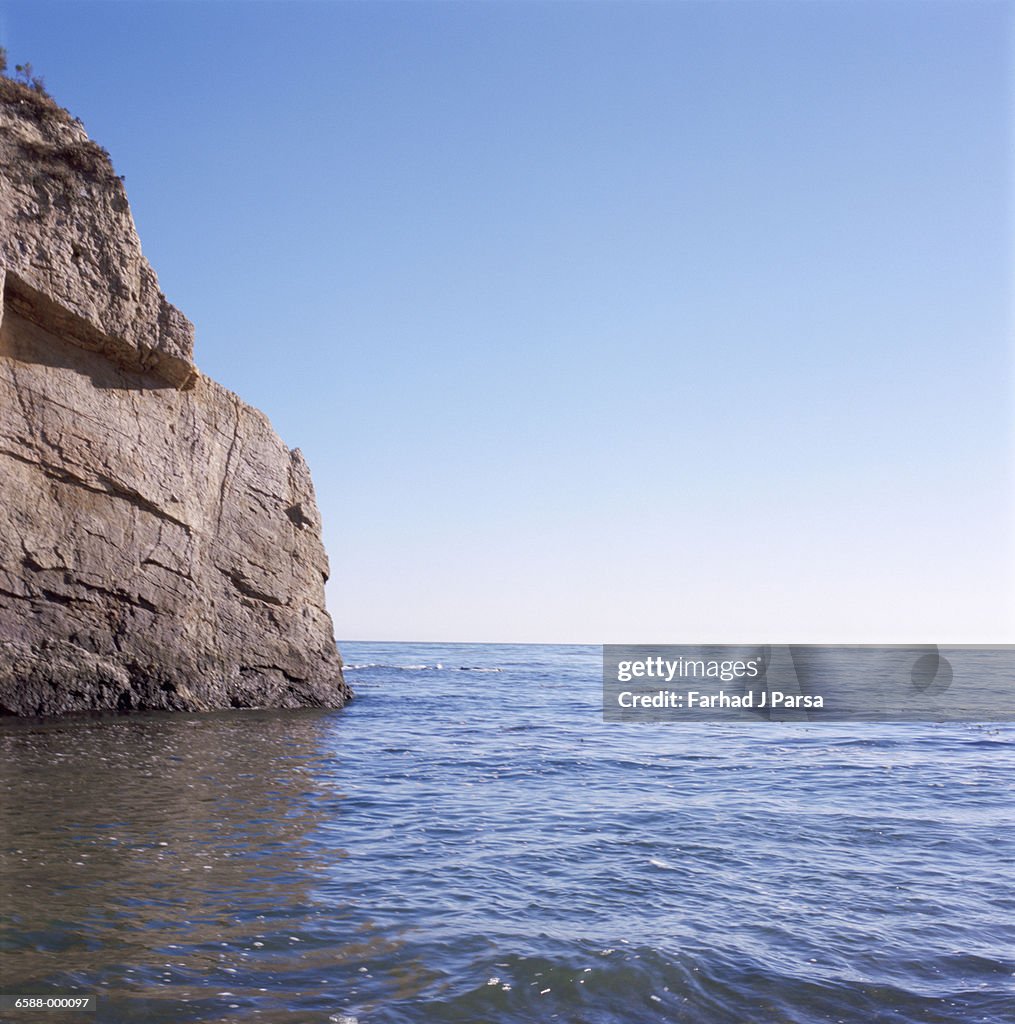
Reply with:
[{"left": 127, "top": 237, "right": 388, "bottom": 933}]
[{"left": 1, "top": 642, "right": 1012, "bottom": 1023}]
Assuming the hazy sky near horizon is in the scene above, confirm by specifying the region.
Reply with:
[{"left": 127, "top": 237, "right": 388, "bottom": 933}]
[{"left": 2, "top": 1, "right": 1012, "bottom": 643}]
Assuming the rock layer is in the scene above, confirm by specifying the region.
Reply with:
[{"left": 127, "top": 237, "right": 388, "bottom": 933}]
[{"left": 0, "top": 78, "right": 350, "bottom": 715}]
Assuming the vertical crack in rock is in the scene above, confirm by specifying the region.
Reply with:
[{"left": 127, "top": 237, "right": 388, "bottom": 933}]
[
  {"left": 214, "top": 395, "right": 243, "bottom": 542},
  {"left": 0, "top": 76, "right": 350, "bottom": 716}
]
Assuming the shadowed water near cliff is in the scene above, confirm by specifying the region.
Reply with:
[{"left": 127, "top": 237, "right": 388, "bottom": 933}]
[
  {"left": 2, "top": 644, "right": 1013, "bottom": 1023},
  {"left": 0, "top": 710, "right": 406, "bottom": 1021}
]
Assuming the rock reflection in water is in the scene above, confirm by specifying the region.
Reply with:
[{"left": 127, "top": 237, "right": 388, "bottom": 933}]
[{"left": 0, "top": 709, "right": 423, "bottom": 1022}]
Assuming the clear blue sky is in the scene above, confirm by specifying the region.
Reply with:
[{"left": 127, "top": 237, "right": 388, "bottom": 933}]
[{"left": 3, "top": 1, "right": 1012, "bottom": 643}]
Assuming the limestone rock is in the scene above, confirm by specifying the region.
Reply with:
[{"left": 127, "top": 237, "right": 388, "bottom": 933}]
[{"left": 0, "top": 77, "right": 351, "bottom": 715}]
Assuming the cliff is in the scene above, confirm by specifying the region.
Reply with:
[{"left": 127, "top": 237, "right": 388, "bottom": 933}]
[{"left": 0, "top": 77, "right": 351, "bottom": 715}]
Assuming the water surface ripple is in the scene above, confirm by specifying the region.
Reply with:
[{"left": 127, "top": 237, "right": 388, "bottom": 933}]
[{"left": 1, "top": 643, "right": 1013, "bottom": 1023}]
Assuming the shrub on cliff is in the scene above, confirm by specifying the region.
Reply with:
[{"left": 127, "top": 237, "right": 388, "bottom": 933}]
[
  {"left": 15, "top": 62, "right": 51, "bottom": 98},
  {"left": 0, "top": 49, "right": 50, "bottom": 98}
]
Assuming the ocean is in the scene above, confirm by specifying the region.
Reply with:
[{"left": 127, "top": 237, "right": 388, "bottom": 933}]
[{"left": 1, "top": 642, "right": 1012, "bottom": 1023}]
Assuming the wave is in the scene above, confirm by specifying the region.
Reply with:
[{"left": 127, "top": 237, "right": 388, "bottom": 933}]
[
  {"left": 344, "top": 663, "right": 443, "bottom": 671},
  {"left": 343, "top": 663, "right": 503, "bottom": 673},
  {"left": 335, "top": 944, "right": 1015, "bottom": 1024}
]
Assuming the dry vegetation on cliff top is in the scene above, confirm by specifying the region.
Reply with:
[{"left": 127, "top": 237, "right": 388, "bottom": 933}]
[{"left": 0, "top": 51, "right": 119, "bottom": 186}]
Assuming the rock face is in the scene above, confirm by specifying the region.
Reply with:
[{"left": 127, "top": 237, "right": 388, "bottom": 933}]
[{"left": 0, "top": 78, "right": 351, "bottom": 715}]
